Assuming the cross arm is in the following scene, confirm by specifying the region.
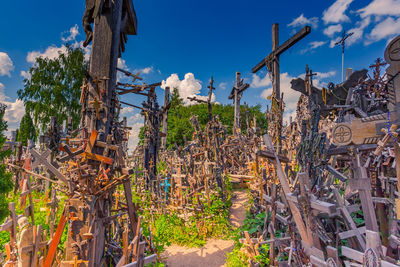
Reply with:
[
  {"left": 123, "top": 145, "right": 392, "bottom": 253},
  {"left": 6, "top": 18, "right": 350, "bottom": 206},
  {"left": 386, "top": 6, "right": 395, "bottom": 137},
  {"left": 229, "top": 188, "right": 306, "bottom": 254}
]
[
  {"left": 251, "top": 26, "right": 311, "bottom": 73},
  {"left": 228, "top": 83, "right": 250, "bottom": 99}
]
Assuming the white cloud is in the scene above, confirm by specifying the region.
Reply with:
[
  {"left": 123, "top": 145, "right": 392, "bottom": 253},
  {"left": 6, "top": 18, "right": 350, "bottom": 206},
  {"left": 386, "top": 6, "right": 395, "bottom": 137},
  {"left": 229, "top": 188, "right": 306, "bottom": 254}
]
[
  {"left": 288, "top": 14, "right": 319, "bottom": 28},
  {"left": 219, "top": 82, "right": 227, "bottom": 90},
  {"left": 323, "top": 24, "right": 343, "bottom": 37},
  {"left": 0, "top": 52, "right": 14, "bottom": 77},
  {"left": 301, "top": 41, "right": 327, "bottom": 54},
  {"left": 128, "top": 122, "right": 144, "bottom": 151},
  {"left": 358, "top": 0, "right": 400, "bottom": 18},
  {"left": 121, "top": 106, "right": 134, "bottom": 115},
  {"left": 62, "top": 24, "right": 79, "bottom": 42},
  {"left": 329, "top": 36, "right": 342, "bottom": 48},
  {"left": 27, "top": 45, "right": 67, "bottom": 63},
  {"left": 139, "top": 66, "right": 153, "bottom": 74},
  {"left": 161, "top": 73, "right": 214, "bottom": 105},
  {"left": 0, "top": 83, "right": 25, "bottom": 130},
  {"left": 315, "top": 71, "right": 336, "bottom": 79},
  {"left": 322, "top": 0, "right": 354, "bottom": 24},
  {"left": 346, "top": 16, "right": 371, "bottom": 46},
  {"left": 260, "top": 72, "right": 301, "bottom": 124},
  {"left": 4, "top": 99, "right": 25, "bottom": 124},
  {"left": 127, "top": 113, "right": 142, "bottom": 124},
  {"left": 367, "top": 17, "right": 400, "bottom": 43},
  {"left": 118, "top": 58, "right": 128, "bottom": 69},
  {"left": 251, "top": 73, "right": 272, "bottom": 88},
  {"left": 20, "top": 70, "right": 31, "bottom": 80}
]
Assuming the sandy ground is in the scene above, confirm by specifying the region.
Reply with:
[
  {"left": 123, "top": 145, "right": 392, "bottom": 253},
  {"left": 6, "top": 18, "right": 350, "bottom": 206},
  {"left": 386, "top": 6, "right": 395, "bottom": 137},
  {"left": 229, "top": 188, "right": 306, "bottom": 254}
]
[{"left": 162, "top": 190, "right": 248, "bottom": 267}]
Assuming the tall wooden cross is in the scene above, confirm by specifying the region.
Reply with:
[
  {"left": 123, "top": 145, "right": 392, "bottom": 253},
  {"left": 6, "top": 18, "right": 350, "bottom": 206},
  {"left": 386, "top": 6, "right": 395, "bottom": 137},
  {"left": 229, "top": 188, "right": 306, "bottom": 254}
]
[
  {"left": 187, "top": 77, "right": 215, "bottom": 121},
  {"left": 252, "top": 24, "right": 311, "bottom": 101},
  {"left": 161, "top": 86, "right": 171, "bottom": 150},
  {"left": 229, "top": 72, "right": 249, "bottom": 136}
]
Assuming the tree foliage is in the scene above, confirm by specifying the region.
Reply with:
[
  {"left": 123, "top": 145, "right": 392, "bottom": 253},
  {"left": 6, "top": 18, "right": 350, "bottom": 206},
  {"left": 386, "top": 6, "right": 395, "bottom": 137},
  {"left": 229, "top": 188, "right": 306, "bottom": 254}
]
[
  {"left": 140, "top": 88, "right": 267, "bottom": 149},
  {"left": 17, "top": 110, "right": 36, "bottom": 146},
  {"left": 0, "top": 105, "right": 13, "bottom": 221},
  {"left": 17, "top": 44, "right": 88, "bottom": 132}
]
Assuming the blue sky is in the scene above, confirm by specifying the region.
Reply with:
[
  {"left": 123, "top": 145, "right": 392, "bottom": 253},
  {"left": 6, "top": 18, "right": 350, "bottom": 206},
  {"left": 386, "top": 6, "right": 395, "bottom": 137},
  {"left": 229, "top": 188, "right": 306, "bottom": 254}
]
[{"left": 0, "top": 0, "right": 399, "bottom": 149}]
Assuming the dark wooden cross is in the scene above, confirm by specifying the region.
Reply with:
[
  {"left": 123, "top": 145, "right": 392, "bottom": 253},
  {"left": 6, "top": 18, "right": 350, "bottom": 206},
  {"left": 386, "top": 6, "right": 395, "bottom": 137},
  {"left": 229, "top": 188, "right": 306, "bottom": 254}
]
[
  {"left": 187, "top": 76, "right": 215, "bottom": 121},
  {"left": 229, "top": 72, "right": 249, "bottom": 136},
  {"left": 161, "top": 86, "right": 171, "bottom": 150},
  {"left": 252, "top": 24, "right": 311, "bottom": 101}
]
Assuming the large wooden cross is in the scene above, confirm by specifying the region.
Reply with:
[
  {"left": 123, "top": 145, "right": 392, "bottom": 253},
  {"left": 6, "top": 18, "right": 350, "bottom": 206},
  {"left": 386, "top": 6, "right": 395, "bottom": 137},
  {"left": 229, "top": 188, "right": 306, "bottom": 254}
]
[
  {"left": 252, "top": 24, "right": 311, "bottom": 101},
  {"left": 229, "top": 72, "right": 249, "bottom": 136}
]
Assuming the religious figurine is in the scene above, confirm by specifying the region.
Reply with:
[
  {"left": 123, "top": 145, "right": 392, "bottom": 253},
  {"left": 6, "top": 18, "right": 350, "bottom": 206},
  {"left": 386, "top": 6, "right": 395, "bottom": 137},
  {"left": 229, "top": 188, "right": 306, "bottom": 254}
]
[{"left": 16, "top": 217, "right": 33, "bottom": 267}]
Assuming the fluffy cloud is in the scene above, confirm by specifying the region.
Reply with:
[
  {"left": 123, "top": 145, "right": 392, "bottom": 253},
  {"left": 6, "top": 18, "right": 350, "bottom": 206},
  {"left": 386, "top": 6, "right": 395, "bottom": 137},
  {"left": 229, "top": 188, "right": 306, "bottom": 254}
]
[
  {"left": 251, "top": 72, "right": 272, "bottom": 88},
  {"left": 323, "top": 24, "right": 343, "bottom": 37},
  {"left": 218, "top": 82, "right": 227, "bottom": 90},
  {"left": 0, "top": 52, "right": 14, "bottom": 77},
  {"left": 367, "top": 17, "right": 400, "bottom": 43},
  {"left": 322, "top": 0, "right": 354, "bottom": 24},
  {"left": 128, "top": 122, "right": 144, "bottom": 151},
  {"left": 288, "top": 14, "right": 319, "bottom": 28},
  {"left": 358, "top": 0, "right": 400, "bottom": 18},
  {"left": 138, "top": 66, "right": 153, "bottom": 74},
  {"left": 62, "top": 24, "right": 79, "bottom": 42},
  {"left": 161, "top": 73, "right": 215, "bottom": 105},
  {"left": 120, "top": 106, "right": 134, "bottom": 115},
  {"left": 347, "top": 16, "right": 371, "bottom": 45},
  {"left": 27, "top": 45, "right": 67, "bottom": 63},
  {"left": 0, "top": 83, "right": 25, "bottom": 132},
  {"left": 20, "top": 70, "right": 31, "bottom": 80}
]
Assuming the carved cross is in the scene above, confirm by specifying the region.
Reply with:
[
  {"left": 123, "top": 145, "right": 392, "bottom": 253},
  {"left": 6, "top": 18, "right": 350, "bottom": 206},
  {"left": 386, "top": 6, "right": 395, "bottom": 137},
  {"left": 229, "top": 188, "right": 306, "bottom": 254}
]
[{"left": 229, "top": 72, "right": 249, "bottom": 136}]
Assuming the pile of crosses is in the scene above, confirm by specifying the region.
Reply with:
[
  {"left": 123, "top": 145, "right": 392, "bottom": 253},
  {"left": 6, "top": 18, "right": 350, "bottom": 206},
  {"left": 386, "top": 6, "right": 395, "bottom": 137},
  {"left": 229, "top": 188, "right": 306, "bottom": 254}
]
[
  {"left": 238, "top": 26, "right": 400, "bottom": 266},
  {"left": 1, "top": 0, "right": 159, "bottom": 266}
]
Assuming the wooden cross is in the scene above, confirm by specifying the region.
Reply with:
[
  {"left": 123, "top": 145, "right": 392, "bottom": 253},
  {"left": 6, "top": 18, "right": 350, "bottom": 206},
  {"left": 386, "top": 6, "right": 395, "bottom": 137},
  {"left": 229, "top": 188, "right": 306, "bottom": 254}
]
[
  {"left": 229, "top": 72, "right": 250, "bottom": 136},
  {"left": 349, "top": 152, "right": 379, "bottom": 232},
  {"left": 341, "top": 230, "right": 399, "bottom": 267},
  {"left": 30, "top": 149, "right": 68, "bottom": 185},
  {"left": 46, "top": 188, "right": 59, "bottom": 237},
  {"left": 369, "top": 57, "right": 387, "bottom": 81},
  {"left": 0, "top": 203, "right": 19, "bottom": 265},
  {"left": 252, "top": 24, "right": 311, "bottom": 100},
  {"left": 161, "top": 86, "right": 170, "bottom": 150},
  {"left": 187, "top": 76, "right": 215, "bottom": 121},
  {"left": 61, "top": 255, "right": 89, "bottom": 267}
]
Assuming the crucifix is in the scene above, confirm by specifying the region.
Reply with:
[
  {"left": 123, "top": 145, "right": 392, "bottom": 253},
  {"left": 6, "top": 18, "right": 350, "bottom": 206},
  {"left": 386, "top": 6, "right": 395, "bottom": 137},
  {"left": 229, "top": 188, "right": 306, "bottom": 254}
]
[
  {"left": 252, "top": 24, "right": 311, "bottom": 101},
  {"left": 335, "top": 29, "right": 354, "bottom": 82},
  {"left": 252, "top": 24, "right": 310, "bottom": 152},
  {"left": 229, "top": 72, "right": 249, "bottom": 136}
]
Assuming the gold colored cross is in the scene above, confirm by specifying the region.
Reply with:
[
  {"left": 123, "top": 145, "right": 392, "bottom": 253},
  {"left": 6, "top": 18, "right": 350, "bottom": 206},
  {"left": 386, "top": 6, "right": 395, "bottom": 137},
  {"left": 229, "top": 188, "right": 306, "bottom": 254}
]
[{"left": 90, "top": 96, "right": 102, "bottom": 120}]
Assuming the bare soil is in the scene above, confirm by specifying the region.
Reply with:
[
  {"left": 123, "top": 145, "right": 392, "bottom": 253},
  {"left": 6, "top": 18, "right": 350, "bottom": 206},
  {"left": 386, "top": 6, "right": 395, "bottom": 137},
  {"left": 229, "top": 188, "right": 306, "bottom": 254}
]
[{"left": 162, "top": 190, "right": 248, "bottom": 267}]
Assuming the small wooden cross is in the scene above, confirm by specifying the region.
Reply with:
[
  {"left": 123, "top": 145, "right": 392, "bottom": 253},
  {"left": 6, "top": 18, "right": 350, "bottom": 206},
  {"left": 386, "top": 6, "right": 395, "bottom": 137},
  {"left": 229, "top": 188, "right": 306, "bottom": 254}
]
[{"left": 61, "top": 255, "right": 89, "bottom": 267}]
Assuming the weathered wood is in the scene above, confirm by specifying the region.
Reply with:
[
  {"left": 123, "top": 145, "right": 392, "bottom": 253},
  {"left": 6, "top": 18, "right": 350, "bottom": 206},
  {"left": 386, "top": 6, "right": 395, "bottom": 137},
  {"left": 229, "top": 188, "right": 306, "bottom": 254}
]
[{"left": 263, "top": 134, "right": 311, "bottom": 245}]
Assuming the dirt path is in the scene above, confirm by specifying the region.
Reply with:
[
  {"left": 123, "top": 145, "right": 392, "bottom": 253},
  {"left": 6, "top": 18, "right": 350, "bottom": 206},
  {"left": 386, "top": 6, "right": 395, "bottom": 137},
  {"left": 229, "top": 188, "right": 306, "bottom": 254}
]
[{"left": 162, "top": 190, "right": 248, "bottom": 267}]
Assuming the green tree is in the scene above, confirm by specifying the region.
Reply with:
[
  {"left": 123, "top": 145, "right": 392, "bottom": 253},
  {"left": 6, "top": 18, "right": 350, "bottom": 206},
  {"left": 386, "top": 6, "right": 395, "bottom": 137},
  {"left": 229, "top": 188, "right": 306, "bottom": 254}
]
[
  {"left": 138, "top": 88, "right": 268, "bottom": 149},
  {"left": 17, "top": 44, "right": 88, "bottom": 132},
  {"left": 17, "top": 110, "right": 36, "bottom": 146},
  {"left": 0, "top": 105, "right": 13, "bottom": 221}
]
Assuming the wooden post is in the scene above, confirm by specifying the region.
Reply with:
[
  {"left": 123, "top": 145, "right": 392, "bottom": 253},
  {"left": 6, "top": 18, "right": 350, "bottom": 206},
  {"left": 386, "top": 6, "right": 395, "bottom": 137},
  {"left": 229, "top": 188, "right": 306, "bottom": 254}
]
[
  {"left": 229, "top": 72, "right": 249, "bottom": 136},
  {"left": 161, "top": 87, "right": 170, "bottom": 150},
  {"left": 272, "top": 24, "right": 280, "bottom": 101}
]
